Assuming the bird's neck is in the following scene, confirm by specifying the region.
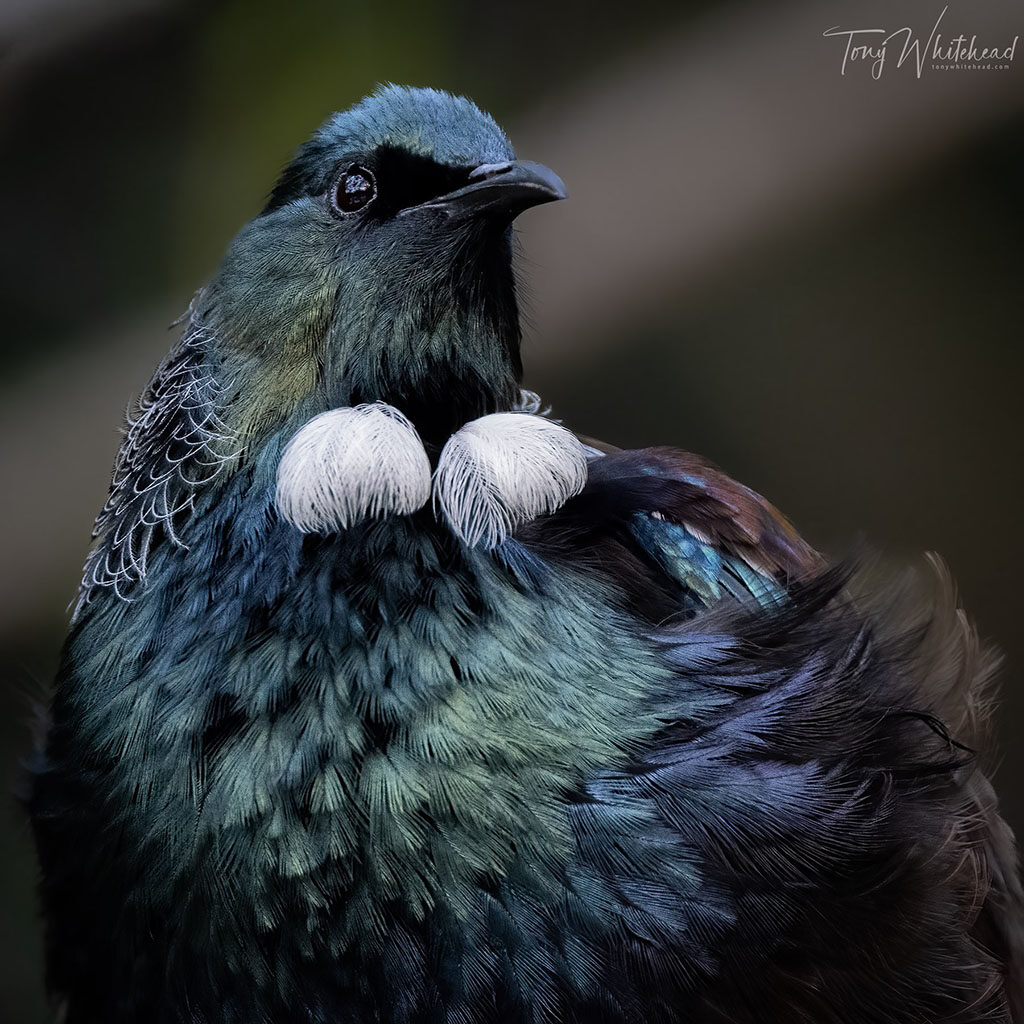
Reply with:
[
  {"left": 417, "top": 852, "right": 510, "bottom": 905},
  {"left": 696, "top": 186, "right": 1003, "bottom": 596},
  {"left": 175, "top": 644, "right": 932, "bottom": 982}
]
[
  {"left": 205, "top": 225, "right": 526, "bottom": 448},
  {"left": 324, "top": 247, "right": 524, "bottom": 447}
]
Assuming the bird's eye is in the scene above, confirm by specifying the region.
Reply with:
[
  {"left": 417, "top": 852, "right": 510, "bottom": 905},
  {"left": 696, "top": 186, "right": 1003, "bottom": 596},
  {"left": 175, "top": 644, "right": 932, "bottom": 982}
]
[{"left": 332, "top": 166, "right": 377, "bottom": 214}]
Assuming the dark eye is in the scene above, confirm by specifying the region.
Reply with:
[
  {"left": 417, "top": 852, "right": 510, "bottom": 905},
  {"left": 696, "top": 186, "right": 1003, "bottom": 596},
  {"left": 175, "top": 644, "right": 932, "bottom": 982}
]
[{"left": 332, "top": 165, "right": 377, "bottom": 214}]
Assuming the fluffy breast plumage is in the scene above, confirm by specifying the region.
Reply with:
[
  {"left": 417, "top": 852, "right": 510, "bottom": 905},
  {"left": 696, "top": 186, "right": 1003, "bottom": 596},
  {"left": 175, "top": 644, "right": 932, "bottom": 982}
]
[{"left": 32, "top": 478, "right": 1022, "bottom": 1023}]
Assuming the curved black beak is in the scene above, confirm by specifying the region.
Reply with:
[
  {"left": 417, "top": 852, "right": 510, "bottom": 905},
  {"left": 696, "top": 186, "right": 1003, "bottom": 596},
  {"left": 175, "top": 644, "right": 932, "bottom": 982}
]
[{"left": 410, "top": 160, "right": 567, "bottom": 221}]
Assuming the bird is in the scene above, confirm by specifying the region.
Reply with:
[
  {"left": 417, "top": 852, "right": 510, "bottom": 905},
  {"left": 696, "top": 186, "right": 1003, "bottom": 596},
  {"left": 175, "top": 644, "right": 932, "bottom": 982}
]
[{"left": 28, "top": 84, "right": 1023, "bottom": 1024}]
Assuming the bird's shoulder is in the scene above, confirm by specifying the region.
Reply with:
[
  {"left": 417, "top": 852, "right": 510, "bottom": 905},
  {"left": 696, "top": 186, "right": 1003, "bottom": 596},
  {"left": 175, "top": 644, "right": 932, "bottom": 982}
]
[{"left": 520, "top": 440, "right": 820, "bottom": 617}]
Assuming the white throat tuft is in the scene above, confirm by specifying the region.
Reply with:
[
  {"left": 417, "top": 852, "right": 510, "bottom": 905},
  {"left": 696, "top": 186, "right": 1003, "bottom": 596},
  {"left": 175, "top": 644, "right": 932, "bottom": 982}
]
[
  {"left": 276, "top": 403, "right": 431, "bottom": 533},
  {"left": 433, "top": 412, "right": 588, "bottom": 548}
]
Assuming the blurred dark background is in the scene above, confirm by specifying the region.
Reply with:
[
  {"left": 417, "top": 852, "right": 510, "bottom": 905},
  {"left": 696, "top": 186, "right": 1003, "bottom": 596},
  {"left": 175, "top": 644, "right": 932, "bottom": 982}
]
[{"left": 1, "top": 0, "right": 1021, "bottom": 1018}]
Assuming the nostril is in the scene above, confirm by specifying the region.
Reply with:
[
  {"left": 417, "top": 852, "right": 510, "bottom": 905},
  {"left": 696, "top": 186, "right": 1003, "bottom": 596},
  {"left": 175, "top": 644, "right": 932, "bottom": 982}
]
[{"left": 469, "top": 161, "right": 513, "bottom": 181}]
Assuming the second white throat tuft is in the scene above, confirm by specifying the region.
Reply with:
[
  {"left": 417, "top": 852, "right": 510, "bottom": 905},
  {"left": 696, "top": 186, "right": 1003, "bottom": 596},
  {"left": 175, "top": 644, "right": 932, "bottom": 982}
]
[{"left": 433, "top": 412, "right": 589, "bottom": 548}]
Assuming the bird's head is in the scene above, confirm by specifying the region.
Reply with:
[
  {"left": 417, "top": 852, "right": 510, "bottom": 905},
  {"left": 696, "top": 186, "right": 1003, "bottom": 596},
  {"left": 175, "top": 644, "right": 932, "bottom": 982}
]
[{"left": 198, "top": 85, "right": 565, "bottom": 447}]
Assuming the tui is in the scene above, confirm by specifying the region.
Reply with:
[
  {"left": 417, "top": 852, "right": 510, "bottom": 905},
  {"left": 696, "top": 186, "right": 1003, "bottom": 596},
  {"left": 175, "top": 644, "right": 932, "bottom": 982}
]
[{"left": 29, "top": 85, "right": 1023, "bottom": 1023}]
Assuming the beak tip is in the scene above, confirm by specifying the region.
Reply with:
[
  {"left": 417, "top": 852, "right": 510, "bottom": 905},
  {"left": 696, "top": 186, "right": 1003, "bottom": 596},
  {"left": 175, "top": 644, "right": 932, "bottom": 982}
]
[{"left": 514, "top": 160, "right": 568, "bottom": 204}]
